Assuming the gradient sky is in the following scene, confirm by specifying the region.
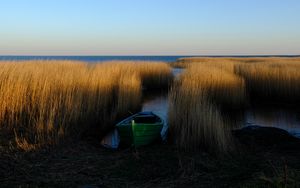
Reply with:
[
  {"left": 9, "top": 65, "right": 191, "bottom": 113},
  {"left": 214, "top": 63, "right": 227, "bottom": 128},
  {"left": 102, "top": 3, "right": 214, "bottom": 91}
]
[{"left": 0, "top": 0, "right": 299, "bottom": 55}]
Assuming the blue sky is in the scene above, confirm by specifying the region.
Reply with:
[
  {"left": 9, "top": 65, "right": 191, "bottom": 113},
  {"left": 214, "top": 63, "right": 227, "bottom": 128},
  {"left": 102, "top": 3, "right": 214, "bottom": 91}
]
[{"left": 0, "top": 0, "right": 299, "bottom": 55}]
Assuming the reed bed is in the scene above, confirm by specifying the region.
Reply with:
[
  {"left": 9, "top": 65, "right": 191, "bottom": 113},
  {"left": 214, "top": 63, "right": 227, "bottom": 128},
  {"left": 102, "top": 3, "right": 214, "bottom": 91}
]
[
  {"left": 168, "top": 63, "right": 246, "bottom": 153},
  {"left": 168, "top": 83, "right": 230, "bottom": 153},
  {"left": 173, "top": 57, "right": 237, "bottom": 71},
  {"left": 0, "top": 60, "right": 173, "bottom": 150},
  {"left": 173, "top": 57, "right": 300, "bottom": 70},
  {"left": 169, "top": 57, "right": 300, "bottom": 152},
  {"left": 101, "top": 61, "right": 173, "bottom": 89},
  {"left": 176, "top": 57, "right": 300, "bottom": 64},
  {"left": 174, "top": 57, "right": 300, "bottom": 104},
  {"left": 235, "top": 61, "right": 300, "bottom": 103},
  {"left": 181, "top": 63, "right": 246, "bottom": 108}
]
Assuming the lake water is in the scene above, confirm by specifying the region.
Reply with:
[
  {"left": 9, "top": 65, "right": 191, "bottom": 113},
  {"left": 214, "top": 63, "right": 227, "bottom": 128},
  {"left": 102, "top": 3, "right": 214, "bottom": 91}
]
[
  {"left": 0, "top": 56, "right": 188, "bottom": 62},
  {"left": 1, "top": 55, "right": 299, "bottom": 62}
]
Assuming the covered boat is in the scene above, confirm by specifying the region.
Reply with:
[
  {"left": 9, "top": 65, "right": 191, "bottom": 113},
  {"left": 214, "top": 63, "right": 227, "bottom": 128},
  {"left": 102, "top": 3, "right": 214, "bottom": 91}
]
[{"left": 116, "top": 112, "right": 163, "bottom": 147}]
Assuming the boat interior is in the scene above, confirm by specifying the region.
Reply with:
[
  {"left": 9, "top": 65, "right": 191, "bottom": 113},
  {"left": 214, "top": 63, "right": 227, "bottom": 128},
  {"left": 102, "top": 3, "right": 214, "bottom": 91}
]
[{"left": 133, "top": 115, "right": 160, "bottom": 124}]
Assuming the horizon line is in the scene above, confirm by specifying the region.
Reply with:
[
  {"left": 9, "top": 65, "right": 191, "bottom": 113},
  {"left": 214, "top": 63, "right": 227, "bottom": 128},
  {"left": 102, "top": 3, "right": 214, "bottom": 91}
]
[{"left": 1, "top": 54, "right": 300, "bottom": 57}]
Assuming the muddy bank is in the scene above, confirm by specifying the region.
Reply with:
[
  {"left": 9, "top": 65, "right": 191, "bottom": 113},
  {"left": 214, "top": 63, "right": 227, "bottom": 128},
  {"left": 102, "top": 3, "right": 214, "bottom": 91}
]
[
  {"left": 2, "top": 133, "right": 300, "bottom": 187},
  {"left": 233, "top": 126, "right": 300, "bottom": 151}
]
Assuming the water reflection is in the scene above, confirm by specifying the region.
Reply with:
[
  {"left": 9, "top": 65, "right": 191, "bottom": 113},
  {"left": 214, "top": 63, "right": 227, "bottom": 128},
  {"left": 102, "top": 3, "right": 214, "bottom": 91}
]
[
  {"left": 172, "top": 68, "right": 184, "bottom": 77},
  {"left": 244, "top": 106, "right": 300, "bottom": 138},
  {"left": 141, "top": 68, "right": 183, "bottom": 138}
]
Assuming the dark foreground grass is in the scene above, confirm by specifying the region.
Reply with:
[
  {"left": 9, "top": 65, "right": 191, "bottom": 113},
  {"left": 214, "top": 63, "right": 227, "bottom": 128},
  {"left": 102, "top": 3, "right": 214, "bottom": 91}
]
[{"left": 1, "top": 132, "right": 300, "bottom": 188}]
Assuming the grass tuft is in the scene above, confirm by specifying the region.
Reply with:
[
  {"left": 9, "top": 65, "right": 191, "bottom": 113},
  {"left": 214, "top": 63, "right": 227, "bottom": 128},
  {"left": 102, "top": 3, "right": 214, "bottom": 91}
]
[{"left": 168, "top": 62, "right": 246, "bottom": 153}]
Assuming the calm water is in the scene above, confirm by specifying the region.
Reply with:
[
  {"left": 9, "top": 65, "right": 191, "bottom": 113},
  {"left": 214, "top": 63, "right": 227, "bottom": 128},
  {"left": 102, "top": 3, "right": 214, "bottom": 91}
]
[
  {"left": 0, "top": 56, "right": 188, "bottom": 62},
  {"left": 142, "top": 68, "right": 300, "bottom": 138},
  {"left": 244, "top": 106, "right": 300, "bottom": 138},
  {"left": 1, "top": 55, "right": 299, "bottom": 62},
  {"left": 142, "top": 68, "right": 183, "bottom": 138}
]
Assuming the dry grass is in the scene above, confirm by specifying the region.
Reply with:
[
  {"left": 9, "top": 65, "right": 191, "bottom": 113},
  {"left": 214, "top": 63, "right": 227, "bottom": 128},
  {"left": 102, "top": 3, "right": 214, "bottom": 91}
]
[
  {"left": 99, "top": 61, "right": 173, "bottom": 89},
  {"left": 173, "top": 57, "right": 238, "bottom": 71},
  {"left": 173, "top": 57, "right": 300, "bottom": 69},
  {"left": 235, "top": 60, "right": 300, "bottom": 103},
  {"left": 176, "top": 57, "right": 300, "bottom": 64},
  {"left": 178, "top": 63, "right": 246, "bottom": 109},
  {"left": 174, "top": 57, "right": 300, "bottom": 104},
  {"left": 168, "top": 63, "right": 246, "bottom": 153},
  {"left": 169, "top": 57, "right": 300, "bottom": 152},
  {"left": 168, "top": 86, "right": 230, "bottom": 153},
  {"left": 0, "top": 60, "right": 173, "bottom": 150}
]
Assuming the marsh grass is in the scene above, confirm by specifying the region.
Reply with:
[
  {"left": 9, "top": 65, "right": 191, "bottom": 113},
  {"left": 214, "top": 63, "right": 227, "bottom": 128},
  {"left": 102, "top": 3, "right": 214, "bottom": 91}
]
[
  {"left": 100, "top": 61, "right": 173, "bottom": 89},
  {"left": 173, "top": 57, "right": 237, "bottom": 71},
  {"left": 174, "top": 57, "right": 300, "bottom": 104},
  {"left": 184, "top": 63, "right": 246, "bottom": 108},
  {"left": 168, "top": 63, "right": 246, "bottom": 153},
  {"left": 235, "top": 61, "right": 300, "bottom": 103},
  {"left": 169, "top": 57, "right": 300, "bottom": 152},
  {"left": 176, "top": 57, "right": 300, "bottom": 64},
  {"left": 0, "top": 60, "right": 173, "bottom": 150},
  {"left": 168, "top": 85, "right": 231, "bottom": 153}
]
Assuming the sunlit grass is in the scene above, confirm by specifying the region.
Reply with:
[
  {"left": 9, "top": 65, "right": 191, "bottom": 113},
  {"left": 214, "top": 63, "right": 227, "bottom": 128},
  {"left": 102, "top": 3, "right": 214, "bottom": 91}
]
[
  {"left": 235, "top": 61, "right": 300, "bottom": 103},
  {"left": 0, "top": 60, "right": 173, "bottom": 150},
  {"left": 182, "top": 63, "right": 246, "bottom": 108},
  {"left": 169, "top": 57, "right": 300, "bottom": 152},
  {"left": 173, "top": 57, "right": 300, "bottom": 104}
]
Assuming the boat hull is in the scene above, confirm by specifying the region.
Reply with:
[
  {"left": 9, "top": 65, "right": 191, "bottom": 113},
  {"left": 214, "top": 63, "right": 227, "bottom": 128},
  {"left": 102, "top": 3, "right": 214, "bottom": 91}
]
[{"left": 116, "top": 112, "right": 163, "bottom": 147}]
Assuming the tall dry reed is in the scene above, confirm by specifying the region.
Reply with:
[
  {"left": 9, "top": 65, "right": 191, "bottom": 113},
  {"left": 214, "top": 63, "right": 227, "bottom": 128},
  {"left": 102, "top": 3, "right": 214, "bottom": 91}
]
[
  {"left": 182, "top": 63, "right": 246, "bottom": 108},
  {"left": 235, "top": 61, "right": 300, "bottom": 103},
  {"left": 169, "top": 57, "right": 300, "bottom": 152},
  {"left": 0, "top": 60, "right": 173, "bottom": 150},
  {"left": 176, "top": 57, "right": 300, "bottom": 64},
  {"left": 173, "top": 57, "right": 300, "bottom": 70},
  {"left": 100, "top": 61, "right": 173, "bottom": 89},
  {"left": 168, "top": 84, "right": 230, "bottom": 153},
  {"left": 175, "top": 57, "right": 300, "bottom": 103},
  {"left": 168, "top": 63, "right": 246, "bottom": 153}
]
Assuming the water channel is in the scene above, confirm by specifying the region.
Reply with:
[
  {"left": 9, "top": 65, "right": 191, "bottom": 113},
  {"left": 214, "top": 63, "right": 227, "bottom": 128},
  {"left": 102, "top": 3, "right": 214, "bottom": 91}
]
[{"left": 141, "top": 68, "right": 300, "bottom": 138}]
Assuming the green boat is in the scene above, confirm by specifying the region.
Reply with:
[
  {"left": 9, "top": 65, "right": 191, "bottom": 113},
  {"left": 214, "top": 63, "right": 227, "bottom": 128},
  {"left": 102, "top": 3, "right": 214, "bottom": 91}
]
[{"left": 116, "top": 112, "right": 164, "bottom": 147}]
